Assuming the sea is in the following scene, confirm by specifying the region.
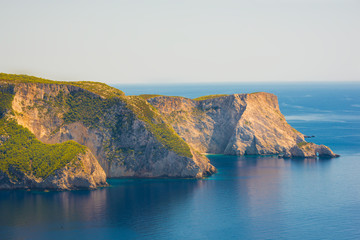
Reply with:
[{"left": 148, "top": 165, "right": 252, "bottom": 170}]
[{"left": 1, "top": 82, "right": 360, "bottom": 240}]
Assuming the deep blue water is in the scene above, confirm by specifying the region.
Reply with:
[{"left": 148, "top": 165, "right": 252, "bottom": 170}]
[{"left": 1, "top": 83, "right": 360, "bottom": 240}]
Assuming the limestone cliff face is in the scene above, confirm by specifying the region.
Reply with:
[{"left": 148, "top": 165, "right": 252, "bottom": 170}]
[
  {"left": 10, "top": 82, "right": 215, "bottom": 178},
  {"left": 0, "top": 149, "right": 107, "bottom": 190},
  {"left": 147, "top": 93, "right": 338, "bottom": 158},
  {"left": 0, "top": 72, "right": 339, "bottom": 192}
]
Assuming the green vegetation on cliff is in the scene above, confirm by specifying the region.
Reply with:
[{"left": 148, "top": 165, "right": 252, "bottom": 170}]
[
  {"left": 297, "top": 141, "right": 309, "bottom": 148},
  {"left": 63, "top": 90, "right": 119, "bottom": 128},
  {"left": 139, "top": 94, "right": 163, "bottom": 100},
  {"left": 0, "top": 85, "right": 14, "bottom": 118},
  {"left": 0, "top": 73, "right": 194, "bottom": 159},
  {"left": 0, "top": 73, "right": 124, "bottom": 98},
  {"left": 125, "top": 96, "right": 193, "bottom": 158},
  {"left": 0, "top": 84, "right": 86, "bottom": 179},
  {"left": 63, "top": 91, "right": 193, "bottom": 158},
  {"left": 193, "top": 94, "right": 229, "bottom": 101},
  {"left": 59, "top": 88, "right": 192, "bottom": 158},
  {"left": 139, "top": 94, "right": 185, "bottom": 100}
]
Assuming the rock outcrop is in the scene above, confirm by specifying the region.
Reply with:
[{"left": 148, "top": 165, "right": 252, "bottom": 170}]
[
  {"left": 147, "top": 93, "right": 338, "bottom": 158},
  {"left": 0, "top": 149, "right": 107, "bottom": 190},
  {"left": 284, "top": 142, "right": 340, "bottom": 158}
]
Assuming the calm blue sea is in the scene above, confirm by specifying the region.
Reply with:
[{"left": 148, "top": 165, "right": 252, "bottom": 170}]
[{"left": 1, "top": 83, "right": 360, "bottom": 240}]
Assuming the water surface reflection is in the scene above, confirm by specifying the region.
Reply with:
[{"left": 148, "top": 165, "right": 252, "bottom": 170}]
[{"left": 1, "top": 155, "right": 359, "bottom": 240}]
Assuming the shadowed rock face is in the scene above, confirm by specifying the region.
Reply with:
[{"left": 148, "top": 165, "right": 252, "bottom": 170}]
[
  {"left": 147, "top": 93, "right": 339, "bottom": 158},
  {"left": 9, "top": 82, "right": 215, "bottom": 179},
  {"left": 148, "top": 95, "right": 248, "bottom": 154}
]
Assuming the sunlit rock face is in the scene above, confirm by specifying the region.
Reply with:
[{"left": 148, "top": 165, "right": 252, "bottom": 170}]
[
  {"left": 147, "top": 93, "right": 338, "bottom": 158},
  {"left": 10, "top": 82, "right": 215, "bottom": 179},
  {"left": 0, "top": 73, "right": 339, "bottom": 192},
  {"left": 285, "top": 142, "right": 339, "bottom": 158}
]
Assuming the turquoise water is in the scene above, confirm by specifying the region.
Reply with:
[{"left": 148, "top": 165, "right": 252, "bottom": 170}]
[{"left": 1, "top": 83, "right": 360, "bottom": 240}]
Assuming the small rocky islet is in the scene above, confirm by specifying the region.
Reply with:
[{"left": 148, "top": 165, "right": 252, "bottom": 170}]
[{"left": 0, "top": 73, "right": 339, "bottom": 190}]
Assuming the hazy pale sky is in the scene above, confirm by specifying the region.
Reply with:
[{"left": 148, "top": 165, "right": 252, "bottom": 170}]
[{"left": 1, "top": 0, "right": 359, "bottom": 84}]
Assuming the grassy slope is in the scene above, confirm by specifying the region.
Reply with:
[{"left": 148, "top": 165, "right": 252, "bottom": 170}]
[
  {"left": 63, "top": 90, "right": 120, "bottom": 128},
  {"left": 125, "top": 96, "right": 192, "bottom": 158},
  {"left": 139, "top": 94, "right": 163, "bottom": 100},
  {"left": 0, "top": 73, "right": 192, "bottom": 158},
  {"left": 0, "top": 73, "right": 124, "bottom": 98},
  {"left": 193, "top": 94, "right": 229, "bottom": 101},
  {"left": 297, "top": 141, "right": 310, "bottom": 148},
  {"left": 0, "top": 84, "right": 86, "bottom": 180},
  {"left": 139, "top": 94, "right": 186, "bottom": 100}
]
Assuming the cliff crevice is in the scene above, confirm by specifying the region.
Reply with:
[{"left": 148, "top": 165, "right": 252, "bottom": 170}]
[{"left": 147, "top": 92, "right": 338, "bottom": 158}]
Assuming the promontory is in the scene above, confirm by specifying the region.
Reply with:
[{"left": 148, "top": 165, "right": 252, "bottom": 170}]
[{"left": 0, "top": 74, "right": 338, "bottom": 190}]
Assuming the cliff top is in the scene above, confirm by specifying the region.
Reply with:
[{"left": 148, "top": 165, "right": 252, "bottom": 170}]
[
  {"left": 140, "top": 92, "right": 275, "bottom": 103},
  {"left": 0, "top": 74, "right": 277, "bottom": 159},
  {"left": 139, "top": 94, "right": 191, "bottom": 100},
  {"left": 193, "top": 94, "right": 229, "bottom": 101},
  {"left": 0, "top": 73, "right": 124, "bottom": 99},
  {"left": 0, "top": 73, "right": 193, "bottom": 159},
  {"left": 1, "top": 74, "right": 277, "bottom": 102}
]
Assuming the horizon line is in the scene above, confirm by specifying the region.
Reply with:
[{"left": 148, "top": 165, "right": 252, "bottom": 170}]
[{"left": 1, "top": 72, "right": 360, "bottom": 85}]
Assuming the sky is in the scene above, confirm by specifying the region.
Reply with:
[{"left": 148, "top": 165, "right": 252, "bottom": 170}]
[{"left": 0, "top": 0, "right": 359, "bottom": 84}]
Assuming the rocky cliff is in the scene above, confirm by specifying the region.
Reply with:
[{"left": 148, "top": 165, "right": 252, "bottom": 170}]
[
  {"left": 0, "top": 73, "right": 339, "bottom": 190},
  {"left": 146, "top": 93, "right": 338, "bottom": 158},
  {"left": 0, "top": 74, "right": 215, "bottom": 191},
  {"left": 0, "top": 149, "right": 107, "bottom": 190},
  {"left": 0, "top": 80, "right": 107, "bottom": 190}
]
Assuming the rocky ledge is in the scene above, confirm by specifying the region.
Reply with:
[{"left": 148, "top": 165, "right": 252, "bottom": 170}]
[{"left": 282, "top": 142, "right": 340, "bottom": 158}]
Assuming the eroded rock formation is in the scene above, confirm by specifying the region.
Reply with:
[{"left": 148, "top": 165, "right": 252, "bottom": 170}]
[{"left": 147, "top": 93, "right": 338, "bottom": 158}]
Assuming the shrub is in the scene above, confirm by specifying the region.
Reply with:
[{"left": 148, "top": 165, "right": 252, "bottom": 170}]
[{"left": 193, "top": 94, "right": 228, "bottom": 101}]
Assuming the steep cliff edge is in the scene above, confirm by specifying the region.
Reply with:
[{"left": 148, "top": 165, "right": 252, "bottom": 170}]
[
  {"left": 147, "top": 93, "right": 338, "bottom": 158},
  {"left": 0, "top": 83, "right": 107, "bottom": 190},
  {"left": 0, "top": 73, "right": 338, "bottom": 191},
  {"left": 0, "top": 73, "right": 215, "bottom": 183}
]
